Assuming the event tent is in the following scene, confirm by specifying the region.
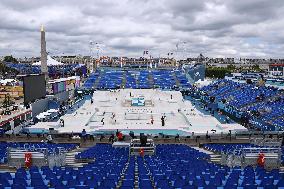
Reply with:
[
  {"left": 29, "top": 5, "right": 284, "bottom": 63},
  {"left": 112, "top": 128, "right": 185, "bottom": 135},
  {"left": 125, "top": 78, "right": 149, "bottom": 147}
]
[{"left": 32, "top": 55, "right": 64, "bottom": 66}]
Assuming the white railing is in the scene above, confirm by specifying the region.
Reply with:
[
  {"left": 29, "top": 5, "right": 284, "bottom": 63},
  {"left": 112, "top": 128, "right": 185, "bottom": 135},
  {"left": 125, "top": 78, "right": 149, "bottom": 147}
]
[
  {"left": 129, "top": 139, "right": 155, "bottom": 156},
  {"left": 8, "top": 147, "right": 66, "bottom": 168}
]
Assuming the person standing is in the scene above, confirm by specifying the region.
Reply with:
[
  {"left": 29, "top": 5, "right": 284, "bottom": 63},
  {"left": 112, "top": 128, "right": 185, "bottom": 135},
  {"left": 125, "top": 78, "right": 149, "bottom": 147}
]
[
  {"left": 161, "top": 116, "right": 165, "bottom": 126},
  {"left": 151, "top": 117, "right": 154, "bottom": 125},
  {"left": 46, "top": 134, "right": 53, "bottom": 143},
  {"left": 82, "top": 129, "right": 87, "bottom": 142}
]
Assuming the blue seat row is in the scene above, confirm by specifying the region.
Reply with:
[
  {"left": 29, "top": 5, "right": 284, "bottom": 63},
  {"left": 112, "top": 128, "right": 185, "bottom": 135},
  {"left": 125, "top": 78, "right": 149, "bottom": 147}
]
[
  {"left": 83, "top": 69, "right": 191, "bottom": 90},
  {"left": 0, "top": 144, "right": 283, "bottom": 188}
]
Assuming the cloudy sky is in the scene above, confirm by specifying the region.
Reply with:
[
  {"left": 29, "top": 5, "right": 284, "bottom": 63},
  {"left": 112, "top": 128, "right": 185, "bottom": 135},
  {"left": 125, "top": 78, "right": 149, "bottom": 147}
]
[{"left": 1, "top": 0, "right": 284, "bottom": 59}]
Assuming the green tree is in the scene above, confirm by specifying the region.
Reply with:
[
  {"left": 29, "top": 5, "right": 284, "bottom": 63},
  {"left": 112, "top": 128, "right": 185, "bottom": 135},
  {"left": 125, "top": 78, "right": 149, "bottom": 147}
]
[
  {"left": 205, "top": 67, "right": 231, "bottom": 79},
  {"left": 0, "top": 61, "right": 19, "bottom": 75},
  {"left": 227, "top": 64, "right": 236, "bottom": 71},
  {"left": 3, "top": 55, "right": 18, "bottom": 63},
  {"left": 251, "top": 64, "right": 263, "bottom": 72}
]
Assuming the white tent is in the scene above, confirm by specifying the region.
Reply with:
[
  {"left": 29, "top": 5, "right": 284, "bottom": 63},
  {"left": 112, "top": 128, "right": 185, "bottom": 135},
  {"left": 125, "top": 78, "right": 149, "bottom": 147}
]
[
  {"left": 195, "top": 79, "right": 213, "bottom": 88},
  {"left": 32, "top": 55, "right": 64, "bottom": 66}
]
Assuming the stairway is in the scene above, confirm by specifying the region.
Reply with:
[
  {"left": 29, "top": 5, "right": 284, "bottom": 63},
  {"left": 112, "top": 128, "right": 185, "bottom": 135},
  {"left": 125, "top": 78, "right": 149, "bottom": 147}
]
[
  {"left": 121, "top": 71, "right": 127, "bottom": 88},
  {"left": 148, "top": 72, "right": 154, "bottom": 88},
  {"left": 172, "top": 72, "right": 180, "bottom": 88},
  {"left": 135, "top": 73, "right": 140, "bottom": 89},
  {"left": 143, "top": 157, "right": 156, "bottom": 189},
  {"left": 134, "top": 156, "right": 139, "bottom": 188},
  {"left": 65, "top": 148, "right": 90, "bottom": 167},
  {"left": 210, "top": 154, "right": 222, "bottom": 164},
  {"left": 191, "top": 146, "right": 222, "bottom": 164},
  {"left": 93, "top": 71, "right": 102, "bottom": 89},
  {"left": 116, "top": 157, "right": 131, "bottom": 188}
]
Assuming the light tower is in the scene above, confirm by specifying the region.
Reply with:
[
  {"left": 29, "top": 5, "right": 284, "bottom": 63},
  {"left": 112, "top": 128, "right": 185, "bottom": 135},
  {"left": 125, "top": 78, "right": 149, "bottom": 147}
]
[
  {"left": 89, "top": 41, "right": 104, "bottom": 72},
  {"left": 40, "top": 25, "right": 48, "bottom": 80},
  {"left": 89, "top": 40, "right": 95, "bottom": 73},
  {"left": 176, "top": 41, "right": 188, "bottom": 67}
]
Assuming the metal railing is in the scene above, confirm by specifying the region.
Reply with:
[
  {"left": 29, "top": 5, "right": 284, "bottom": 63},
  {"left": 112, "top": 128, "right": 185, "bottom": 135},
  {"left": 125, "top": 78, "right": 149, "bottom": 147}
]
[
  {"left": 250, "top": 138, "right": 282, "bottom": 147},
  {"left": 8, "top": 146, "right": 67, "bottom": 168},
  {"left": 129, "top": 139, "right": 155, "bottom": 156},
  {"left": 221, "top": 147, "right": 282, "bottom": 169}
]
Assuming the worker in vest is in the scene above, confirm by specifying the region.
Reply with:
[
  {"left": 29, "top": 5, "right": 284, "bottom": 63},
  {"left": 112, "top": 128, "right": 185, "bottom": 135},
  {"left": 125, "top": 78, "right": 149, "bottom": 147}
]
[
  {"left": 139, "top": 148, "right": 144, "bottom": 157},
  {"left": 257, "top": 153, "right": 265, "bottom": 167},
  {"left": 25, "top": 153, "right": 32, "bottom": 168},
  {"left": 118, "top": 132, "right": 123, "bottom": 141}
]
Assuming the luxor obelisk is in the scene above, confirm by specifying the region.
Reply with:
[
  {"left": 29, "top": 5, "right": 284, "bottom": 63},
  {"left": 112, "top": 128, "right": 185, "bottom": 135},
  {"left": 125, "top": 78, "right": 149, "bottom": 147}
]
[{"left": 40, "top": 25, "right": 48, "bottom": 80}]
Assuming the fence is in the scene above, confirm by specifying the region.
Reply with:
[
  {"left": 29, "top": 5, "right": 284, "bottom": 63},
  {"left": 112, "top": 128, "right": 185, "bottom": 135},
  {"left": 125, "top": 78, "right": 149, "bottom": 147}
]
[
  {"left": 250, "top": 137, "right": 282, "bottom": 147},
  {"left": 221, "top": 147, "right": 281, "bottom": 169},
  {"left": 8, "top": 146, "right": 66, "bottom": 168},
  {"left": 129, "top": 139, "right": 155, "bottom": 156}
]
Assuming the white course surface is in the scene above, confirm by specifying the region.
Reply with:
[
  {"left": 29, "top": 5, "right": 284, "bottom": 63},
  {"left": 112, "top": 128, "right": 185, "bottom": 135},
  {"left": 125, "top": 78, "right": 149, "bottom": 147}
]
[{"left": 29, "top": 89, "right": 247, "bottom": 135}]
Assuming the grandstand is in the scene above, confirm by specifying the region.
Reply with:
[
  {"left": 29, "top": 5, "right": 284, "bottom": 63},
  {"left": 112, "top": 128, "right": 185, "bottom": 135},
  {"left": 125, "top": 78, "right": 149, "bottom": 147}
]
[
  {"left": 0, "top": 142, "right": 283, "bottom": 188},
  {"left": 0, "top": 66, "right": 284, "bottom": 189},
  {"left": 4, "top": 62, "right": 87, "bottom": 78},
  {"left": 2, "top": 0, "right": 284, "bottom": 187},
  {"left": 196, "top": 78, "right": 284, "bottom": 131},
  {"left": 83, "top": 69, "right": 191, "bottom": 90}
]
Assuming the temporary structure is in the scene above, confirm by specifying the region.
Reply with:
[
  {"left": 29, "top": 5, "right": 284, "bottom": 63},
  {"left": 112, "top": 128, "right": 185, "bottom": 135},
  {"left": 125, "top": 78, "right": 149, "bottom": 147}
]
[{"left": 32, "top": 55, "right": 64, "bottom": 66}]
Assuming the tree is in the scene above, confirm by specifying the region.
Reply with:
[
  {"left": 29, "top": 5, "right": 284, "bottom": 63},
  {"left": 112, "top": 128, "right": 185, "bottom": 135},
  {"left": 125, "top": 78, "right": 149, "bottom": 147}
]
[
  {"left": 251, "top": 64, "right": 263, "bottom": 72},
  {"left": 0, "top": 61, "right": 19, "bottom": 75},
  {"left": 205, "top": 67, "right": 231, "bottom": 79},
  {"left": 3, "top": 55, "right": 18, "bottom": 63},
  {"left": 2, "top": 94, "right": 12, "bottom": 108},
  {"left": 227, "top": 64, "right": 236, "bottom": 71}
]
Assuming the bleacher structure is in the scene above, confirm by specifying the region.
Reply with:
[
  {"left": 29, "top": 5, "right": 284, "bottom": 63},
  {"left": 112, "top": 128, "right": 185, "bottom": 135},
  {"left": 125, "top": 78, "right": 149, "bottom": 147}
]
[
  {"left": 2, "top": 67, "right": 284, "bottom": 188},
  {"left": 198, "top": 79, "right": 284, "bottom": 131},
  {"left": 83, "top": 69, "right": 191, "bottom": 90},
  {"left": 5, "top": 62, "right": 86, "bottom": 78},
  {"left": 0, "top": 143, "right": 283, "bottom": 188}
]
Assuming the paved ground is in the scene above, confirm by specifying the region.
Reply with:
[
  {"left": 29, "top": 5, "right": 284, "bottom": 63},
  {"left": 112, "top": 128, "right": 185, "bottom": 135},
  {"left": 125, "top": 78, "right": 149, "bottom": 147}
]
[{"left": 28, "top": 89, "right": 247, "bottom": 135}]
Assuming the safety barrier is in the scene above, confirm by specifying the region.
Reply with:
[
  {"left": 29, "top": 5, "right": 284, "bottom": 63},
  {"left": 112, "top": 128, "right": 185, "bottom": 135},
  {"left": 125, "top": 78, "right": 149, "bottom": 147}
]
[
  {"left": 242, "top": 147, "right": 281, "bottom": 169},
  {"left": 250, "top": 137, "right": 282, "bottom": 147},
  {"left": 8, "top": 147, "right": 66, "bottom": 168},
  {"left": 129, "top": 139, "right": 155, "bottom": 156},
  {"left": 221, "top": 147, "right": 281, "bottom": 169}
]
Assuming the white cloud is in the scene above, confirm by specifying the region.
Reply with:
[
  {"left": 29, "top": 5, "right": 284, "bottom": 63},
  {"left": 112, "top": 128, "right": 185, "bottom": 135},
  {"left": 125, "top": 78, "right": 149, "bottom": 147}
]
[{"left": 0, "top": 0, "right": 284, "bottom": 58}]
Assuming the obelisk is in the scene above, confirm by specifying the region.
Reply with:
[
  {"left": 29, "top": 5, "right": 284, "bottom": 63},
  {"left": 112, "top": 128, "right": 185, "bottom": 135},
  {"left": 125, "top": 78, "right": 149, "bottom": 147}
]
[{"left": 40, "top": 25, "right": 48, "bottom": 80}]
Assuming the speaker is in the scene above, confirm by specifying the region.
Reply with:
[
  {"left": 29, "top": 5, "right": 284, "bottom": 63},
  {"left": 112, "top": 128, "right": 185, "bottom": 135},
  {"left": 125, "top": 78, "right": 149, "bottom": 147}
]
[{"left": 129, "top": 131, "right": 135, "bottom": 138}]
